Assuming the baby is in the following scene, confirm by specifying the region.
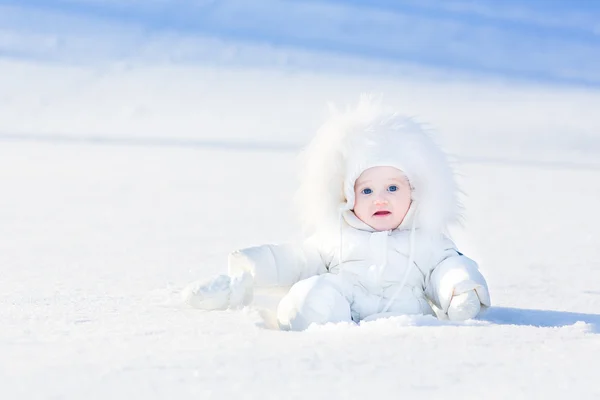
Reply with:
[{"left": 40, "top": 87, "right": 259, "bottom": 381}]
[{"left": 183, "top": 98, "right": 491, "bottom": 331}]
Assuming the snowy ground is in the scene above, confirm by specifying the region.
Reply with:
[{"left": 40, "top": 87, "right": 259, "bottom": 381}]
[{"left": 2, "top": 61, "right": 600, "bottom": 399}]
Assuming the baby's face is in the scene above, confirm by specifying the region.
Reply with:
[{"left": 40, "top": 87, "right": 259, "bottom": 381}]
[{"left": 353, "top": 166, "right": 411, "bottom": 231}]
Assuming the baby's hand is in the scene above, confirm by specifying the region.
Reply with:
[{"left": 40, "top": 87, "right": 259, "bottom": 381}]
[
  {"left": 182, "top": 272, "right": 253, "bottom": 310},
  {"left": 447, "top": 280, "right": 484, "bottom": 321}
]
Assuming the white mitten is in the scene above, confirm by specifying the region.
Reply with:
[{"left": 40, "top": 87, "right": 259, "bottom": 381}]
[
  {"left": 446, "top": 280, "right": 486, "bottom": 321},
  {"left": 447, "top": 290, "right": 481, "bottom": 321},
  {"left": 182, "top": 272, "right": 253, "bottom": 310}
]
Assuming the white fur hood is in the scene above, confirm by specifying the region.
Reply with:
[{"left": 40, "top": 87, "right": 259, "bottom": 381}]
[{"left": 296, "top": 96, "right": 462, "bottom": 239}]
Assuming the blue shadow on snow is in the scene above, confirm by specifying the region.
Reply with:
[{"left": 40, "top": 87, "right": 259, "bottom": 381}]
[{"left": 479, "top": 306, "right": 600, "bottom": 333}]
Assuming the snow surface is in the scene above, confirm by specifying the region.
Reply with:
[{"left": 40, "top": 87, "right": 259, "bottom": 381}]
[{"left": 1, "top": 61, "right": 600, "bottom": 399}]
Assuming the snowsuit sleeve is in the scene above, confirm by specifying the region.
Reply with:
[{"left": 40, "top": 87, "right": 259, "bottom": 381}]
[
  {"left": 423, "top": 249, "right": 491, "bottom": 315},
  {"left": 227, "top": 236, "right": 329, "bottom": 287}
]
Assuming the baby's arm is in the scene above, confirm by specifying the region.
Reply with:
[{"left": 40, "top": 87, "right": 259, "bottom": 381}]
[
  {"left": 228, "top": 236, "right": 328, "bottom": 287},
  {"left": 182, "top": 236, "right": 328, "bottom": 310},
  {"left": 424, "top": 251, "right": 491, "bottom": 321}
]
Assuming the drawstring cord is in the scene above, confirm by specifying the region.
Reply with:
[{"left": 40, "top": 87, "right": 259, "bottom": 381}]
[
  {"left": 338, "top": 208, "right": 344, "bottom": 266},
  {"left": 381, "top": 206, "right": 418, "bottom": 313}
]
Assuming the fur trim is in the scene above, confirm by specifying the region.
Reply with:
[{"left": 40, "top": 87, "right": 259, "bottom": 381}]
[{"left": 295, "top": 95, "right": 462, "bottom": 238}]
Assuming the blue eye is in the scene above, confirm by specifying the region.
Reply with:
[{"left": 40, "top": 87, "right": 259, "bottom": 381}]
[
  {"left": 388, "top": 185, "right": 398, "bottom": 192},
  {"left": 361, "top": 188, "right": 372, "bottom": 195}
]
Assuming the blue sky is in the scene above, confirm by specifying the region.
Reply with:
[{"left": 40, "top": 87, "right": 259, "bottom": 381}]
[{"left": 2, "top": 0, "right": 600, "bottom": 86}]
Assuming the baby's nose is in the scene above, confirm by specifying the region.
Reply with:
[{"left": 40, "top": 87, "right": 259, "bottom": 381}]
[{"left": 373, "top": 198, "right": 388, "bottom": 206}]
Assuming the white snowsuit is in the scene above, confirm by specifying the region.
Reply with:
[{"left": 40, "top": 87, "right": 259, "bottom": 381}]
[
  {"left": 229, "top": 210, "right": 490, "bottom": 330},
  {"left": 183, "top": 97, "right": 491, "bottom": 330}
]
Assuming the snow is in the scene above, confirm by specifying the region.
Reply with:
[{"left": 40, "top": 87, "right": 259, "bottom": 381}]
[{"left": 1, "top": 61, "right": 600, "bottom": 399}]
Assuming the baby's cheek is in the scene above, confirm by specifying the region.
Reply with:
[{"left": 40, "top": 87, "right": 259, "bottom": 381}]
[{"left": 353, "top": 206, "right": 367, "bottom": 222}]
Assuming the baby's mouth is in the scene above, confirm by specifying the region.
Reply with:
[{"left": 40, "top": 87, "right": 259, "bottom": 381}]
[{"left": 373, "top": 211, "right": 391, "bottom": 217}]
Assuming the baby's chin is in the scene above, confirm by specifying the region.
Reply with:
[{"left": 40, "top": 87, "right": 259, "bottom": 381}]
[{"left": 367, "top": 219, "right": 402, "bottom": 232}]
